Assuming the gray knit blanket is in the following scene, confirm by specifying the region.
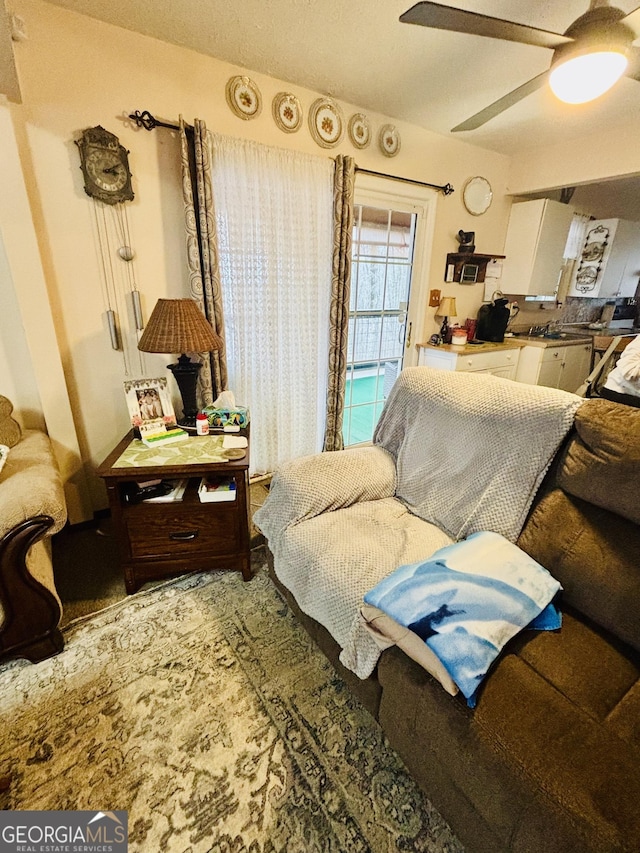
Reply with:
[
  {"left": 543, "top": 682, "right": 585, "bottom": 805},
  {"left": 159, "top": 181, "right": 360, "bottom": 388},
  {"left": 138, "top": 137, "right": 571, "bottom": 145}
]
[{"left": 255, "top": 368, "right": 583, "bottom": 679}]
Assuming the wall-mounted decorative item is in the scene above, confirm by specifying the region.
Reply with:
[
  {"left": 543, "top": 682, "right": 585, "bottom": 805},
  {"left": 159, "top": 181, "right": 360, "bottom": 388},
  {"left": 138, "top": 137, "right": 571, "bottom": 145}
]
[
  {"left": 571, "top": 223, "right": 610, "bottom": 294},
  {"left": 462, "top": 176, "right": 493, "bottom": 216},
  {"left": 75, "top": 126, "right": 145, "bottom": 367},
  {"left": 460, "top": 263, "right": 480, "bottom": 283},
  {"left": 348, "top": 113, "right": 371, "bottom": 149},
  {"left": 378, "top": 124, "right": 401, "bottom": 157},
  {"left": 457, "top": 230, "right": 475, "bottom": 253},
  {"left": 76, "top": 125, "right": 134, "bottom": 205},
  {"left": 308, "top": 97, "right": 344, "bottom": 148},
  {"left": 225, "top": 76, "right": 262, "bottom": 120},
  {"left": 272, "top": 92, "right": 302, "bottom": 133}
]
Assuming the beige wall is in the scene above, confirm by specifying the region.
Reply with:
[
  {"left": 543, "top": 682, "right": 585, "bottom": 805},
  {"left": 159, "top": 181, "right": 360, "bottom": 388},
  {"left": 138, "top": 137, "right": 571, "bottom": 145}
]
[
  {"left": 508, "top": 120, "right": 640, "bottom": 196},
  {"left": 7, "top": 0, "right": 517, "bottom": 515},
  {"left": 0, "top": 99, "right": 91, "bottom": 521}
]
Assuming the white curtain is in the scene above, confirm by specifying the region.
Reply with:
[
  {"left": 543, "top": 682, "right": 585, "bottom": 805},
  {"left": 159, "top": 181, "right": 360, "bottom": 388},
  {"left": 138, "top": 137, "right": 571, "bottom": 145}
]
[{"left": 209, "top": 132, "right": 334, "bottom": 475}]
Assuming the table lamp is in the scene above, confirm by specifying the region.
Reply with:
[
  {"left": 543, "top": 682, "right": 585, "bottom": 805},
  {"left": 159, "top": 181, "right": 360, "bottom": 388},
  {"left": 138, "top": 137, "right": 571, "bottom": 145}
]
[
  {"left": 436, "top": 296, "right": 457, "bottom": 343},
  {"left": 138, "top": 298, "right": 223, "bottom": 427}
]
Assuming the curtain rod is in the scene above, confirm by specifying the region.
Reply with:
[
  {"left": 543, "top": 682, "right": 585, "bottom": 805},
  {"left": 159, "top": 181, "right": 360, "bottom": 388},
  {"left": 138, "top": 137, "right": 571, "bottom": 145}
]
[
  {"left": 355, "top": 167, "right": 454, "bottom": 196},
  {"left": 129, "top": 110, "right": 181, "bottom": 131},
  {"left": 128, "top": 110, "right": 455, "bottom": 196}
]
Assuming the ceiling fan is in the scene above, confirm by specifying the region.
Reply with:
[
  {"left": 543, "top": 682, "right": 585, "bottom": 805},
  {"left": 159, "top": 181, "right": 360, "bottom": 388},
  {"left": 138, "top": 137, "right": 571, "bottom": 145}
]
[{"left": 400, "top": 0, "right": 640, "bottom": 131}]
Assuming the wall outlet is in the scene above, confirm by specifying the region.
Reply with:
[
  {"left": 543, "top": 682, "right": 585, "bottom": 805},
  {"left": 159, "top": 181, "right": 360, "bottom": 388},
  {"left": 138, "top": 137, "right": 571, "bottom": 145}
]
[{"left": 429, "top": 289, "right": 441, "bottom": 307}]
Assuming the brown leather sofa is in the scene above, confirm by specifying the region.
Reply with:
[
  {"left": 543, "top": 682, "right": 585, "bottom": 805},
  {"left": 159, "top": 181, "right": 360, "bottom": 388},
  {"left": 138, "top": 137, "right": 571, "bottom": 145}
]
[{"left": 267, "top": 397, "right": 640, "bottom": 853}]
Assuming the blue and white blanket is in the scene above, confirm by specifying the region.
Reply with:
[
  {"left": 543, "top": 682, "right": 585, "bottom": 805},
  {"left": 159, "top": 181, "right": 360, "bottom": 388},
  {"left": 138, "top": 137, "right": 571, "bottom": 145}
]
[{"left": 363, "top": 531, "right": 562, "bottom": 707}]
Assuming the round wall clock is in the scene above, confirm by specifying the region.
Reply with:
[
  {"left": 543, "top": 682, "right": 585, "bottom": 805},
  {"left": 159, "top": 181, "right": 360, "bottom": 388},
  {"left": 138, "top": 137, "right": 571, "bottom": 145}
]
[
  {"left": 76, "top": 126, "right": 134, "bottom": 205},
  {"left": 463, "top": 176, "right": 493, "bottom": 216}
]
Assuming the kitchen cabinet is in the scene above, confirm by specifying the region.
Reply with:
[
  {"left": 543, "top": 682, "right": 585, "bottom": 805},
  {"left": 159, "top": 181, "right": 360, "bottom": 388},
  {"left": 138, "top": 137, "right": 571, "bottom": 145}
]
[
  {"left": 515, "top": 341, "right": 593, "bottom": 393},
  {"left": 567, "top": 218, "right": 640, "bottom": 299},
  {"left": 501, "top": 199, "right": 574, "bottom": 297},
  {"left": 417, "top": 344, "right": 520, "bottom": 379}
]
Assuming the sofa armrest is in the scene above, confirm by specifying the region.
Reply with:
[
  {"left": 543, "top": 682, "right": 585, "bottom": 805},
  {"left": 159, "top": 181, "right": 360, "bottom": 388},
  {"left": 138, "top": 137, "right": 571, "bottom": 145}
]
[
  {"left": 0, "top": 430, "right": 67, "bottom": 541},
  {"left": 0, "top": 430, "right": 66, "bottom": 663},
  {"left": 254, "top": 445, "right": 396, "bottom": 543}
]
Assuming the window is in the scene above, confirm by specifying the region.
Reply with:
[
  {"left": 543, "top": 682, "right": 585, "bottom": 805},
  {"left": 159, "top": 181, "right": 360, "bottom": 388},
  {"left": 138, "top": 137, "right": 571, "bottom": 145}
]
[{"left": 343, "top": 176, "right": 436, "bottom": 445}]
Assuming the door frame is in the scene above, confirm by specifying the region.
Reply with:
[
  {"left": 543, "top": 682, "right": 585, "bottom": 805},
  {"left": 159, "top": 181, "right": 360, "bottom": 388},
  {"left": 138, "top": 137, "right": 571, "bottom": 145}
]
[{"left": 353, "top": 173, "right": 438, "bottom": 368}]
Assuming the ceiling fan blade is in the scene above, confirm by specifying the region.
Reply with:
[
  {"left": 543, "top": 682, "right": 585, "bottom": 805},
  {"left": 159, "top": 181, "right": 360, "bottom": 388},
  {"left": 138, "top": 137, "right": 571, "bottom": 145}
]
[
  {"left": 400, "top": 2, "right": 571, "bottom": 49},
  {"left": 621, "top": 5, "right": 640, "bottom": 39},
  {"left": 451, "top": 71, "right": 550, "bottom": 132}
]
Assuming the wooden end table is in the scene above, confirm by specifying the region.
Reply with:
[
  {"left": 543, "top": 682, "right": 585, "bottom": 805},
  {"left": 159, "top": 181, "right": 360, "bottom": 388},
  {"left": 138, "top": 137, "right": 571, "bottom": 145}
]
[{"left": 97, "top": 431, "right": 252, "bottom": 593}]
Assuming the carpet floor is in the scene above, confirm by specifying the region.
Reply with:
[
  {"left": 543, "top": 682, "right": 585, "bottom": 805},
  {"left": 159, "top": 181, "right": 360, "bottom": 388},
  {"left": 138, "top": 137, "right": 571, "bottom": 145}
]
[{"left": 0, "top": 552, "right": 464, "bottom": 852}]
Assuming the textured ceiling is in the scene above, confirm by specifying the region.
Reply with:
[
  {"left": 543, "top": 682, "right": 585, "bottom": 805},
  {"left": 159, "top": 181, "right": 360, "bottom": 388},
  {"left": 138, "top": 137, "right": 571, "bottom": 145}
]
[{"left": 39, "top": 0, "right": 640, "bottom": 158}]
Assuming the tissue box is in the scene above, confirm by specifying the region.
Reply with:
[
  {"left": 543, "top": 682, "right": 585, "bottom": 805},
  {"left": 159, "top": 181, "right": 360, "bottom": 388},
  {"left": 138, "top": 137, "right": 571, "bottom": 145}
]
[{"left": 203, "top": 406, "right": 250, "bottom": 429}]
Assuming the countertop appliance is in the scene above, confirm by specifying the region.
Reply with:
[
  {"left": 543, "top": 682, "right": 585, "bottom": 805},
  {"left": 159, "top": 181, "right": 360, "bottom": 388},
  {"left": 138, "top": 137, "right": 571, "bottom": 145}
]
[{"left": 609, "top": 297, "right": 638, "bottom": 329}]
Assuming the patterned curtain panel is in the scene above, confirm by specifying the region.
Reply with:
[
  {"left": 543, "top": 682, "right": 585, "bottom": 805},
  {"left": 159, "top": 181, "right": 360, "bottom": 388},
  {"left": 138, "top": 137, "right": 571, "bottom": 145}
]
[
  {"left": 179, "top": 117, "right": 228, "bottom": 406},
  {"left": 323, "top": 155, "right": 355, "bottom": 452}
]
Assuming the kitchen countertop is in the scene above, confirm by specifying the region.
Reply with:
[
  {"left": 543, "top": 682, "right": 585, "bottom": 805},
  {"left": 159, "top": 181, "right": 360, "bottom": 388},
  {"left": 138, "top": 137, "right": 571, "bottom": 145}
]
[
  {"left": 416, "top": 336, "right": 595, "bottom": 354},
  {"left": 416, "top": 340, "right": 523, "bottom": 355},
  {"left": 417, "top": 328, "right": 638, "bottom": 356},
  {"left": 507, "top": 333, "right": 593, "bottom": 349}
]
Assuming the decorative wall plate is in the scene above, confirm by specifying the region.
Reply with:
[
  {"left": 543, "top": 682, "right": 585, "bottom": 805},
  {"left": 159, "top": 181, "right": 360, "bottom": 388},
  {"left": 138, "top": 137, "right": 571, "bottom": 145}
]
[
  {"left": 463, "top": 176, "right": 493, "bottom": 216},
  {"left": 308, "top": 98, "right": 344, "bottom": 148},
  {"left": 272, "top": 92, "right": 302, "bottom": 133},
  {"left": 348, "top": 113, "right": 371, "bottom": 149},
  {"left": 378, "top": 124, "right": 401, "bottom": 157},
  {"left": 225, "top": 76, "right": 262, "bottom": 120}
]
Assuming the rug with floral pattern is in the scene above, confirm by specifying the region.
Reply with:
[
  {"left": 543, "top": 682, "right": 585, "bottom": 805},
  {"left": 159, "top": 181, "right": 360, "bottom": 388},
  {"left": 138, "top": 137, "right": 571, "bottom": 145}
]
[{"left": 0, "top": 557, "right": 464, "bottom": 852}]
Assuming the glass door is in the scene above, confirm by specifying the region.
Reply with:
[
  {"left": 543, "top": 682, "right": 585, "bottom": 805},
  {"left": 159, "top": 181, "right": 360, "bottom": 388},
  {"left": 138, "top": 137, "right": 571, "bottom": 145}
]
[{"left": 344, "top": 192, "right": 428, "bottom": 446}]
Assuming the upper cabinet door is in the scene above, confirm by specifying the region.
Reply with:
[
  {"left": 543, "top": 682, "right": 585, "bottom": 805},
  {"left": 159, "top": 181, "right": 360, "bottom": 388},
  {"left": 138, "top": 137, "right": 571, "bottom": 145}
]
[
  {"left": 501, "top": 199, "right": 574, "bottom": 297},
  {"left": 568, "top": 218, "right": 640, "bottom": 298}
]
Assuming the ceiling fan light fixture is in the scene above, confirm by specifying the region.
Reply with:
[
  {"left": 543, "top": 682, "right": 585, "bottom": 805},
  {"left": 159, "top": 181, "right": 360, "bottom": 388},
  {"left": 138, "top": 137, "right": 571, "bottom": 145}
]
[{"left": 549, "top": 49, "right": 628, "bottom": 104}]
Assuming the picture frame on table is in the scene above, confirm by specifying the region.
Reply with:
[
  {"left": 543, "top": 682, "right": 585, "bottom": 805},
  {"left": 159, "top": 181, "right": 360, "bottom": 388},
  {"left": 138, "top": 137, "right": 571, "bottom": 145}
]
[{"left": 123, "top": 377, "right": 177, "bottom": 437}]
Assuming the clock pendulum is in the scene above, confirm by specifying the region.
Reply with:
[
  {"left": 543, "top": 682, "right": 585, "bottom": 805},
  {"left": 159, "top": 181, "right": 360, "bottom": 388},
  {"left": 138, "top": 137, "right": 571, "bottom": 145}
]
[
  {"left": 92, "top": 201, "right": 120, "bottom": 351},
  {"left": 113, "top": 201, "right": 144, "bottom": 332}
]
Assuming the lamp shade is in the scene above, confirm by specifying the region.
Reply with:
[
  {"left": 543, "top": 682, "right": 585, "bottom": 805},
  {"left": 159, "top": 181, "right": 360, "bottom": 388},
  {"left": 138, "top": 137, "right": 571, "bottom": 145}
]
[
  {"left": 436, "top": 297, "right": 457, "bottom": 318},
  {"left": 138, "top": 299, "right": 223, "bottom": 354}
]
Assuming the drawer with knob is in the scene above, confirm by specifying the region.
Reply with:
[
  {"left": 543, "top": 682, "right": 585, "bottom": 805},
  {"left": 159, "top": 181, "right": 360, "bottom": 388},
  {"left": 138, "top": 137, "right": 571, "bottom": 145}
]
[
  {"left": 417, "top": 345, "right": 520, "bottom": 378},
  {"left": 126, "top": 503, "right": 239, "bottom": 559}
]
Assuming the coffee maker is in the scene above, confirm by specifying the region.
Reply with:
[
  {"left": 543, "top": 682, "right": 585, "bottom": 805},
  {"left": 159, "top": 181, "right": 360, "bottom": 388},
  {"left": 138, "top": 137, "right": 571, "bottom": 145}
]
[{"left": 476, "top": 297, "right": 511, "bottom": 343}]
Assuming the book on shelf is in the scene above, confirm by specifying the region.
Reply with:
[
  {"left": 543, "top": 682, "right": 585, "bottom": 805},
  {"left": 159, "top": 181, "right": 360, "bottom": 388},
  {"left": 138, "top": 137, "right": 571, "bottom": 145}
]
[
  {"left": 142, "top": 478, "right": 189, "bottom": 503},
  {"left": 198, "top": 475, "right": 237, "bottom": 503}
]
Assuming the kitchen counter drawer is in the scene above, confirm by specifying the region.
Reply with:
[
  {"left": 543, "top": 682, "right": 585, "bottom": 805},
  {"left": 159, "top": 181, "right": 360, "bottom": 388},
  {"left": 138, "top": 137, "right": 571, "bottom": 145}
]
[
  {"left": 418, "top": 345, "right": 520, "bottom": 379},
  {"left": 453, "top": 349, "right": 519, "bottom": 373}
]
